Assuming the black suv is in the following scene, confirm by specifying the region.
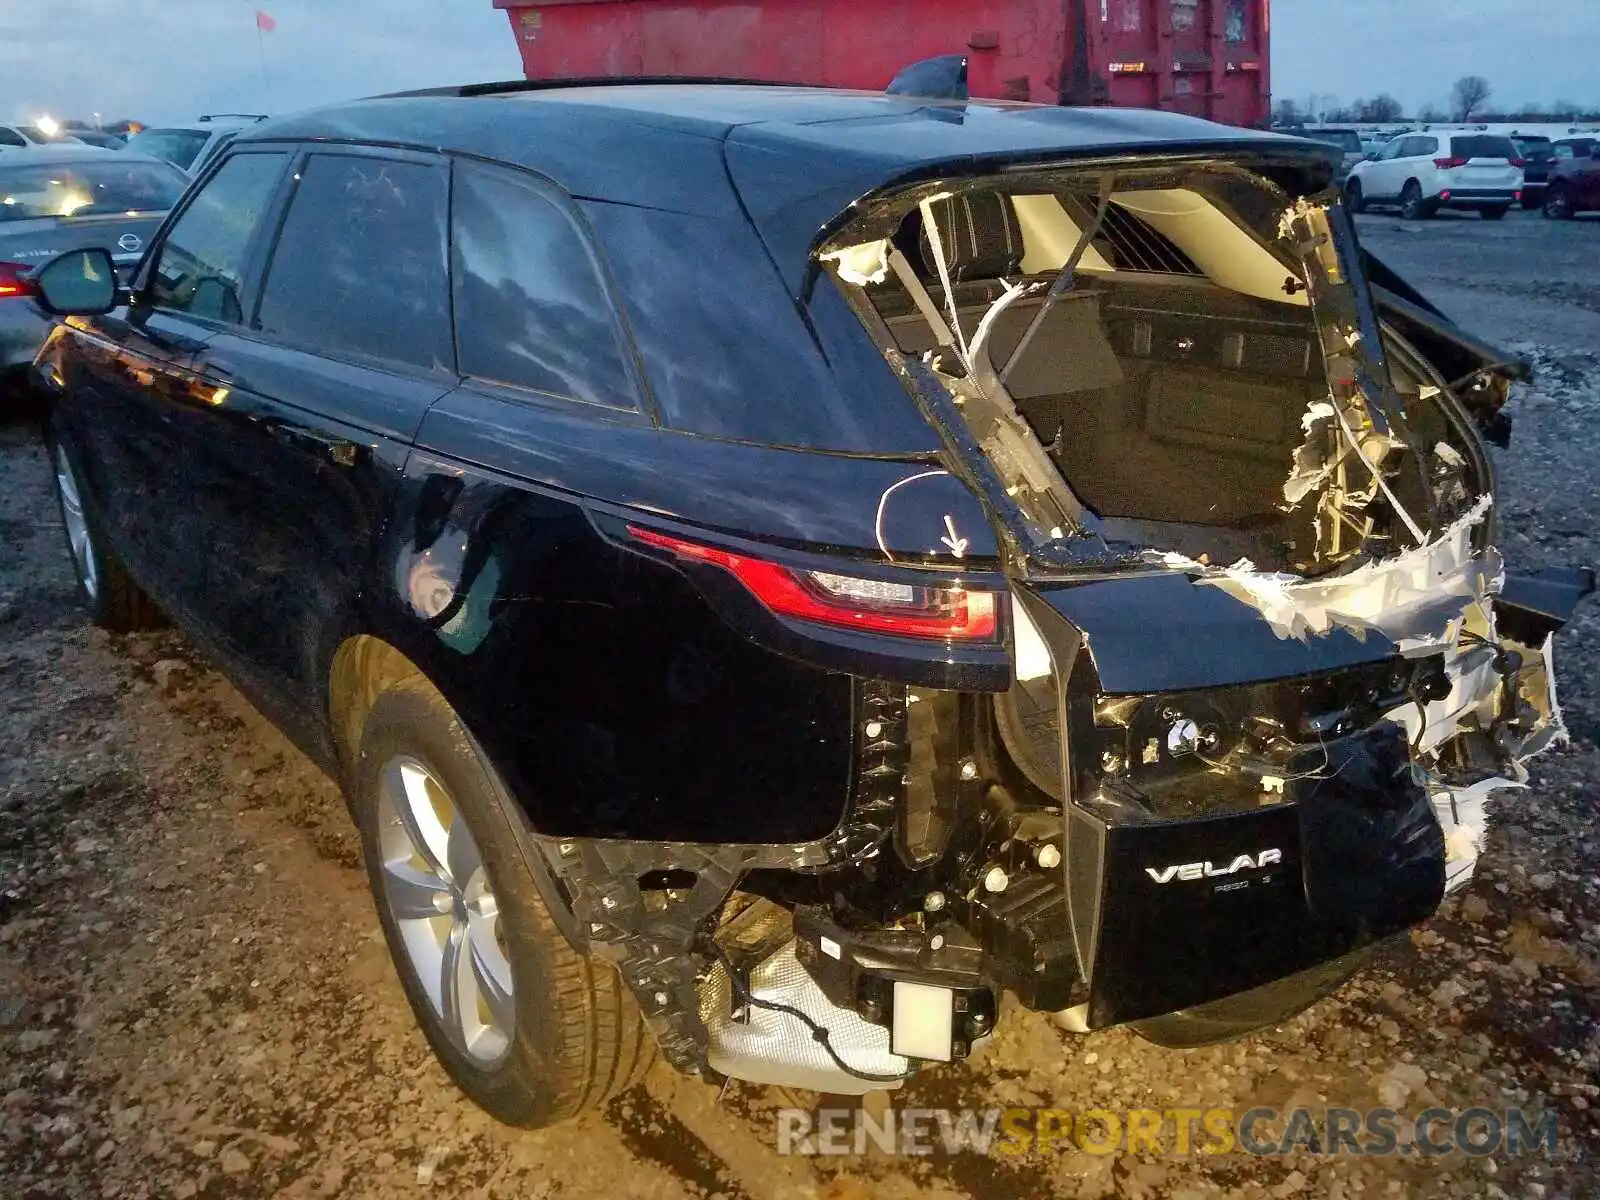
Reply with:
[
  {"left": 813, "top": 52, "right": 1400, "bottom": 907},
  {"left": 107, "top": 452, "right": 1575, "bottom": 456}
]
[{"left": 27, "top": 75, "right": 1592, "bottom": 1127}]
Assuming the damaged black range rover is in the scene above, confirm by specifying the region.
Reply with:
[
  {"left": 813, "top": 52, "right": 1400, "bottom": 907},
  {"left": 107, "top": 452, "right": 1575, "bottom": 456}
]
[{"left": 30, "top": 72, "right": 1594, "bottom": 1126}]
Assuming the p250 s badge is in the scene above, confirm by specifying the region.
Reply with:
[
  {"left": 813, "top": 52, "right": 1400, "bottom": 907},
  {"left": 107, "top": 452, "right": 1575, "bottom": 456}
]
[{"left": 1145, "top": 849, "right": 1283, "bottom": 884}]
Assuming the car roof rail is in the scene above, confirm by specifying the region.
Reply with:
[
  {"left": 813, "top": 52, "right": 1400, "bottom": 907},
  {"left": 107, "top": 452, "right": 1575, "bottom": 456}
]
[
  {"left": 198, "top": 113, "right": 270, "bottom": 123},
  {"left": 373, "top": 75, "right": 822, "bottom": 100}
]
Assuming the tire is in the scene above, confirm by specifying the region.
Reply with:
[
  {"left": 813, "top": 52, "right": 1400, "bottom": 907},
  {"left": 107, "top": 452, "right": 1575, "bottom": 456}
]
[
  {"left": 352, "top": 676, "right": 654, "bottom": 1127},
  {"left": 1399, "top": 181, "right": 1432, "bottom": 221},
  {"left": 47, "top": 424, "right": 163, "bottom": 632},
  {"left": 1481, "top": 205, "right": 1509, "bottom": 221},
  {"left": 1544, "top": 185, "right": 1574, "bottom": 221},
  {"left": 1343, "top": 178, "right": 1366, "bottom": 214}
]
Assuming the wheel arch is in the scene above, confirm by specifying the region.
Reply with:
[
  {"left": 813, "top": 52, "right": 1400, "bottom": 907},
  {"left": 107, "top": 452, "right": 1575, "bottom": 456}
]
[{"left": 327, "top": 633, "right": 430, "bottom": 787}]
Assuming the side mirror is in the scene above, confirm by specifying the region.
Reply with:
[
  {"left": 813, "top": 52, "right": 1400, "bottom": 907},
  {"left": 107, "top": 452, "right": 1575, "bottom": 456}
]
[{"left": 33, "top": 248, "right": 119, "bottom": 316}]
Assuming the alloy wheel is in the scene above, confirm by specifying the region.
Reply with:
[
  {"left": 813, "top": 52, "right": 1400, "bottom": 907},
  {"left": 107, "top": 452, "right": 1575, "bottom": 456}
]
[
  {"left": 376, "top": 755, "right": 516, "bottom": 1066},
  {"left": 1400, "top": 184, "right": 1425, "bottom": 221},
  {"left": 53, "top": 444, "right": 98, "bottom": 602},
  {"left": 1544, "top": 189, "right": 1572, "bottom": 220}
]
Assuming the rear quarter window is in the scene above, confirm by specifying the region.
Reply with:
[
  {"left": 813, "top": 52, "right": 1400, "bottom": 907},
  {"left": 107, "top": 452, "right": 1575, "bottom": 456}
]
[
  {"left": 582, "top": 202, "right": 939, "bottom": 454},
  {"left": 451, "top": 161, "right": 639, "bottom": 410}
]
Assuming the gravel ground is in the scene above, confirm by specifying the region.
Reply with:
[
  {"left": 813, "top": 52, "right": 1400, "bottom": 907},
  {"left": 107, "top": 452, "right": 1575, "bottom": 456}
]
[{"left": 2, "top": 208, "right": 1598, "bottom": 1199}]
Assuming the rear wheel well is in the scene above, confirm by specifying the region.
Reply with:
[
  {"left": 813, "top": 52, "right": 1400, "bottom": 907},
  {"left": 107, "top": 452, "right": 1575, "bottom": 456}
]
[{"left": 327, "top": 634, "right": 428, "bottom": 784}]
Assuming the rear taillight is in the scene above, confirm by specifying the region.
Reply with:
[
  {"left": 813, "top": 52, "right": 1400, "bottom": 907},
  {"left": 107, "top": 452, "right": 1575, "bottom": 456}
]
[
  {"left": 1433, "top": 156, "right": 1470, "bottom": 169},
  {"left": 1509, "top": 158, "right": 1527, "bottom": 168},
  {"left": 628, "top": 525, "right": 1000, "bottom": 642},
  {"left": 0, "top": 262, "right": 37, "bottom": 300}
]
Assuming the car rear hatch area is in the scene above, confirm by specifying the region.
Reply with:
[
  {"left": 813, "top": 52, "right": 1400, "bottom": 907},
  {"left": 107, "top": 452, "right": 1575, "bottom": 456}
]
[
  {"left": 1440, "top": 134, "right": 1524, "bottom": 196},
  {"left": 808, "top": 145, "right": 1592, "bottom": 1037}
]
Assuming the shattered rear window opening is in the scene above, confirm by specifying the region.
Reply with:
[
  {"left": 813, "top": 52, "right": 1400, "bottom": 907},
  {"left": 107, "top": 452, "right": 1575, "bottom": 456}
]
[
  {"left": 823, "top": 160, "right": 1486, "bottom": 580},
  {"left": 820, "top": 157, "right": 1571, "bottom": 897}
]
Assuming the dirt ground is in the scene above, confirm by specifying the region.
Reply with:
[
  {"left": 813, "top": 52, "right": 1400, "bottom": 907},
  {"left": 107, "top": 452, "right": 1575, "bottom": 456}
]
[{"left": 2, "top": 208, "right": 1599, "bottom": 1200}]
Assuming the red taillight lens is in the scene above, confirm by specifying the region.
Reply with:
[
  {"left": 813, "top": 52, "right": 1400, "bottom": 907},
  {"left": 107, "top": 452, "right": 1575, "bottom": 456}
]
[
  {"left": 1509, "top": 158, "right": 1527, "bottom": 168},
  {"left": 628, "top": 525, "right": 1000, "bottom": 642},
  {"left": 0, "top": 262, "right": 37, "bottom": 300},
  {"left": 1433, "top": 156, "right": 1469, "bottom": 169}
]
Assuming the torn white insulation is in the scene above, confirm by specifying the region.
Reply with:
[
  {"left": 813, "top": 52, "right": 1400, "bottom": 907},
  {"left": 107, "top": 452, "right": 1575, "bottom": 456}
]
[
  {"left": 1430, "top": 775, "right": 1526, "bottom": 894},
  {"left": 819, "top": 239, "right": 892, "bottom": 286},
  {"left": 1150, "top": 493, "right": 1499, "bottom": 645},
  {"left": 1282, "top": 401, "right": 1338, "bottom": 505}
]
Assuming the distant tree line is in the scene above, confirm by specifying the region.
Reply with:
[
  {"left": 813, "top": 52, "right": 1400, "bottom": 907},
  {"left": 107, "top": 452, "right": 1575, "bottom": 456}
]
[{"left": 1274, "top": 77, "right": 1600, "bottom": 126}]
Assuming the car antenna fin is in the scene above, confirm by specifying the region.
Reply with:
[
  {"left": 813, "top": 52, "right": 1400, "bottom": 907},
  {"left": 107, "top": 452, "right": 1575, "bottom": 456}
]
[{"left": 886, "top": 54, "right": 970, "bottom": 102}]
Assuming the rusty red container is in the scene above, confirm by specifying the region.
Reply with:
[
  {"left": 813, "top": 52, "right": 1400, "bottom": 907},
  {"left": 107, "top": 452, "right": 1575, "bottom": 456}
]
[{"left": 492, "top": 0, "right": 1270, "bottom": 126}]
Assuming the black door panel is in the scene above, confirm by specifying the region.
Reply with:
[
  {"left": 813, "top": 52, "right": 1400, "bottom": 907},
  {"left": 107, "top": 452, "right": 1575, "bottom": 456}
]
[{"left": 186, "top": 331, "right": 447, "bottom": 712}]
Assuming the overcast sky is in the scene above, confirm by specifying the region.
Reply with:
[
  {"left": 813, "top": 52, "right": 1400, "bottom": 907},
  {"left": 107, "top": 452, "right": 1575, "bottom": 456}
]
[{"left": 0, "top": 0, "right": 1593, "bottom": 127}]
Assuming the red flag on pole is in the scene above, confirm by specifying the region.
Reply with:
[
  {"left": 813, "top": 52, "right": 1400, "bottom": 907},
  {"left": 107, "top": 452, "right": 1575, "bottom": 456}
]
[{"left": 256, "top": 10, "right": 277, "bottom": 33}]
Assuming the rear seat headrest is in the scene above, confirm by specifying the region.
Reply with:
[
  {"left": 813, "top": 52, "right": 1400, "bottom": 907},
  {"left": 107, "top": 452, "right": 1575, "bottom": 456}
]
[{"left": 919, "top": 192, "right": 1024, "bottom": 283}]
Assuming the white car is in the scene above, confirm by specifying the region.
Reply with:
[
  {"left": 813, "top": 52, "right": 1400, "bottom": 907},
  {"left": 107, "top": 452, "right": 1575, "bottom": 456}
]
[
  {"left": 0, "top": 123, "right": 86, "bottom": 151},
  {"left": 1344, "top": 131, "right": 1524, "bottom": 220}
]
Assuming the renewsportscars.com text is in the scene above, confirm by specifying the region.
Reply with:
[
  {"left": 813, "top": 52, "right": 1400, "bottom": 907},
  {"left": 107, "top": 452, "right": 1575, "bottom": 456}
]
[{"left": 775, "top": 1106, "right": 1560, "bottom": 1159}]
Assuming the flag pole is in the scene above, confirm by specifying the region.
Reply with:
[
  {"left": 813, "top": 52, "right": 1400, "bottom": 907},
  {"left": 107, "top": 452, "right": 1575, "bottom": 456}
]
[{"left": 256, "top": 17, "right": 274, "bottom": 112}]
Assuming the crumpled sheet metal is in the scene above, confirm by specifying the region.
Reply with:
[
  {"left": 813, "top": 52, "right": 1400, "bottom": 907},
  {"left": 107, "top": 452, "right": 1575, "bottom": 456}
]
[
  {"left": 1405, "top": 631, "right": 1566, "bottom": 895},
  {"left": 1149, "top": 493, "right": 1500, "bottom": 646}
]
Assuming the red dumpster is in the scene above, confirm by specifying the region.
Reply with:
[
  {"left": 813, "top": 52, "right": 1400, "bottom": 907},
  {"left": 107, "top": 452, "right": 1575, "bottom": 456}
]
[{"left": 492, "top": 0, "right": 1270, "bottom": 127}]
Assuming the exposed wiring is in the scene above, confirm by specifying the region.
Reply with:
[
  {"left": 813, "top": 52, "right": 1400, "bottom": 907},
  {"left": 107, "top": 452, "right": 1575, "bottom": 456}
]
[{"left": 704, "top": 939, "right": 913, "bottom": 1086}]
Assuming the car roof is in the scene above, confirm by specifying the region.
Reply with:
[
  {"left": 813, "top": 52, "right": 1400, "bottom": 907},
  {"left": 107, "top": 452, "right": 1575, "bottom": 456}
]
[
  {"left": 241, "top": 82, "right": 1324, "bottom": 285},
  {"left": 139, "top": 117, "right": 263, "bottom": 134},
  {"left": 248, "top": 81, "right": 1306, "bottom": 166},
  {"left": 0, "top": 143, "right": 120, "bottom": 162}
]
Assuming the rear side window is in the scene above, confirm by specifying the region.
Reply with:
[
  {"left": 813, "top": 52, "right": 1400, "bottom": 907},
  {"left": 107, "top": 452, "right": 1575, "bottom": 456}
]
[
  {"left": 0, "top": 128, "right": 24, "bottom": 148},
  {"left": 452, "top": 162, "right": 638, "bottom": 408},
  {"left": 1451, "top": 136, "right": 1518, "bottom": 160},
  {"left": 256, "top": 154, "right": 452, "bottom": 373},
  {"left": 150, "top": 152, "right": 286, "bottom": 324}
]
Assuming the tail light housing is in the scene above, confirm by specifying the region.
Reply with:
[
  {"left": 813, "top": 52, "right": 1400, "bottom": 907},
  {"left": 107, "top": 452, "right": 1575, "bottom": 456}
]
[
  {"left": 0, "top": 262, "right": 37, "bottom": 300},
  {"left": 628, "top": 525, "right": 1000, "bottom": 643},
  {"left": 1433, "top": 156, "right": 1470, "bottom": 170},
  {"left": 1509, "top": 158, "right": 1527, "bottom": 169}
]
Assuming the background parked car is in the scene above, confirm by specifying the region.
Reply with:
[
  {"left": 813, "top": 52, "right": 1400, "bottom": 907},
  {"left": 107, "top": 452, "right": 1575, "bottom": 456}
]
[
  {"left": 1344, "top": 131, "right": 1524, "bottom": 220},
  {"left": 0, "top": 147, "right": 187, "bottom": 398},
  {"left": 0, "top": 123, "right": 78, "bottom": 151},
  {"left": 68, "top": 130, "right": 128, "bottom": 150},
  {"left": 1297, "top": 127, "right": 1365, "bottom": 182},
  {"left": 1513, "top": 135, "right": 1554, "bottom": 209},
  {"left": 123, "top": 114, "right": 268, "bottom": 174},
  {"left": 1544, "top": 139, "right": 1600, "bottom": 219}
]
